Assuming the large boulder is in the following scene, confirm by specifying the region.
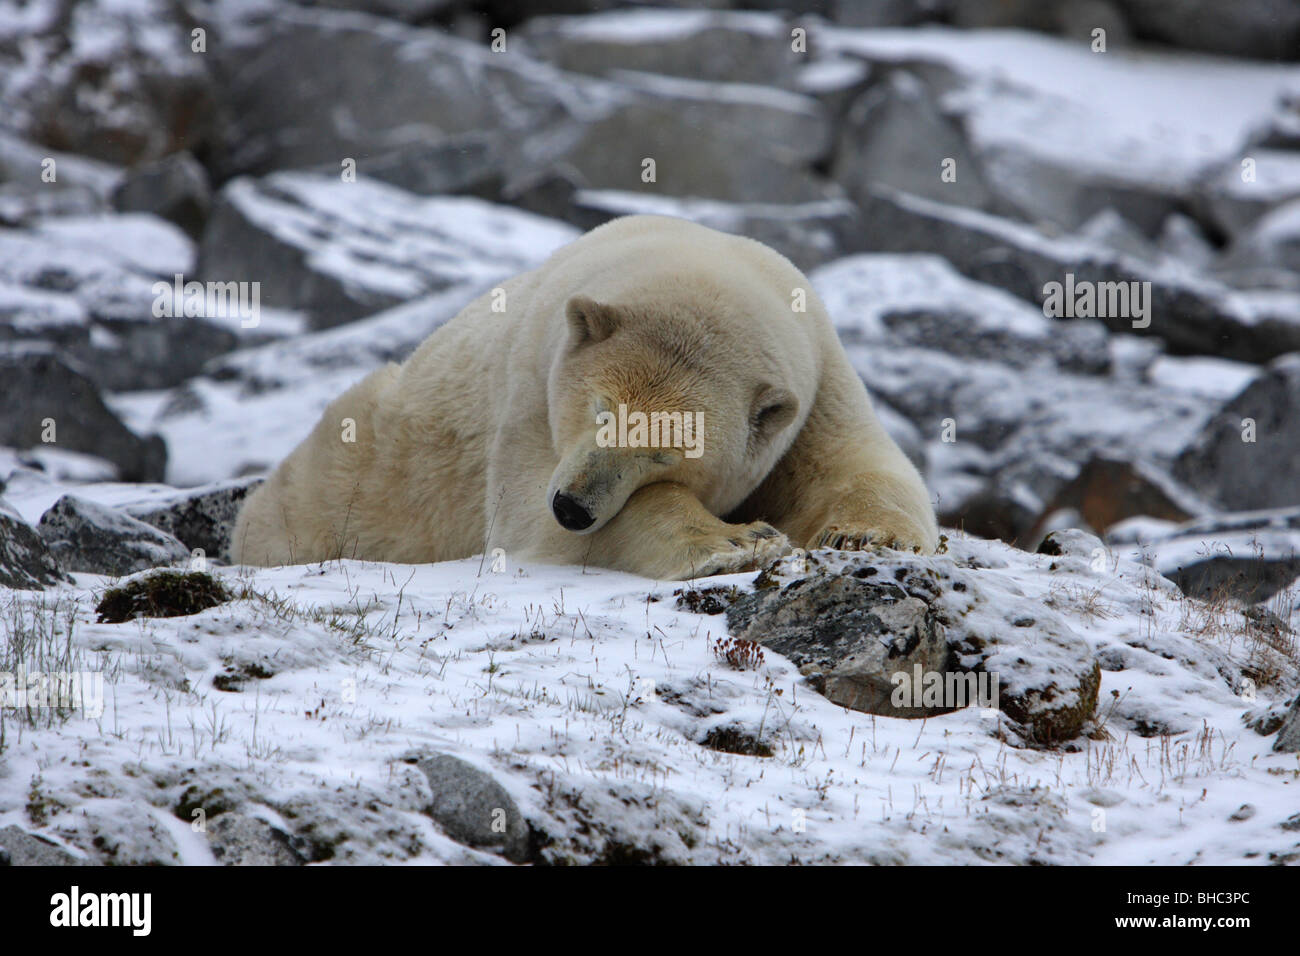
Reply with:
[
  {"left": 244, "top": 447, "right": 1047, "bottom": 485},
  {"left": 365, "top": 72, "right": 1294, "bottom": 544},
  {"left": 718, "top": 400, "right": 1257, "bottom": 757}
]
[
  {"left": 518, "top": 9, "right": 801, "bottom": 87},
  {"left": 832, "top": 70, "right": 993, "bottom": 213},
  {"left": 38, "top": 495, "right": 190, "bottom": 578},
  {"left": 1108, "top": 506, "right": 1300, "bottom": 603},
  {"left": 0, "top": 214, "right": 242, "bottom": 392},
  {"left": 0, "top": 348, "right": 167, "bottom": 482},
  {"left": 0, "top": 0, "right": 216, "bottom": 165},
  {"left": 205, "top": 5, "right": 602, "bottom": 181},
  {"left": 1174, "top": 354, "right": 1300, "bottom": 511},
  {"left": 1116, "top": 0, "right": 1300, "bottom": 61},
  {"left": 0, "top": 131, "right": 120, "bottom": 227},
  {"left": 198, "top": 172, "right": 579, "bottom": 329},
  {"left": 854, "top": 186, "right": 1300, "bottom": 363},
  {"left": 122, "top": 478, "right": 264, "bottom": 563},
  {"left": 728, "top": 549, "right": 1103, "bottom": 744},
  {"left": 0, "top": 497, "right": 68, "bottom": 590},
  {"left": 570, "top": 190, "right": 860, "bottom": 270}
]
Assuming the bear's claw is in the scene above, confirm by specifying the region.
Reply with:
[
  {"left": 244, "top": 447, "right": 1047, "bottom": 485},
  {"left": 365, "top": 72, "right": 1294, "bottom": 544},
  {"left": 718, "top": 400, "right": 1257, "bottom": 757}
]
[
  {"left": 678, "top": 521, "right": 792, "bottom": 579},
  {"left": 812, "top": 525, "right": 925, "bottom": 554}
]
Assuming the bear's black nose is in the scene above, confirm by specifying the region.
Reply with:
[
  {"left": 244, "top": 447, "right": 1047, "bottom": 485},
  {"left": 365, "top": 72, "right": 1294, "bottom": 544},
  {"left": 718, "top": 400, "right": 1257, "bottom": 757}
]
[{"left": 552, "top": 492, "right": 595, "bottom": 531}]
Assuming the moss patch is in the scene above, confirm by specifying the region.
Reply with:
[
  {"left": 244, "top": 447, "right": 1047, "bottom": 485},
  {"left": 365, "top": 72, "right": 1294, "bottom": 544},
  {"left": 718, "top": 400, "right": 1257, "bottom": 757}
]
[{"left": 96, "top": 570, "right": 232, "bottom": 623}]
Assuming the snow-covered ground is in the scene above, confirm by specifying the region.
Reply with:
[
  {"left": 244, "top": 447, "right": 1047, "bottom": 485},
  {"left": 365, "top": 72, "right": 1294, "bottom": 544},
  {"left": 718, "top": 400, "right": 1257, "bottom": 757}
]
[{"left": 1, "top": 523, "right": 1296, "bottom": 865}]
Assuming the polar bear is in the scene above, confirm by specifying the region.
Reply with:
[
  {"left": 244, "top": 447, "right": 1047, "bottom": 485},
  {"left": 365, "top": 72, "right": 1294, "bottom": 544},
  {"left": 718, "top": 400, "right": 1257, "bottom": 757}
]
[{"left": 231, "top": 215, "right": 937, "bottom": 579}]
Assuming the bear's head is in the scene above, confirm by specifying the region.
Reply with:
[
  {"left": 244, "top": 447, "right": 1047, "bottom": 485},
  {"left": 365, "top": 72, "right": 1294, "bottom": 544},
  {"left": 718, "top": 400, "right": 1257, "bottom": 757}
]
[{"left": 544, "top": 275, "right": 816, "bottom": 536}]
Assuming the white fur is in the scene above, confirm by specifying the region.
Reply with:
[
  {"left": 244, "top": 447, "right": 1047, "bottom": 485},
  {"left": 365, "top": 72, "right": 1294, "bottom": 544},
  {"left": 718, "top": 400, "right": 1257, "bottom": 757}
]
[{"left": 232, "top": 215, "right": 938, "bottom": 578}]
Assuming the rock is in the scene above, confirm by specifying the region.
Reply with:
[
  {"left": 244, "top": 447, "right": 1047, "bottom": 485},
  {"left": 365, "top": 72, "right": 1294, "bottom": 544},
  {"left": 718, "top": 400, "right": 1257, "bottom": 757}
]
[
  {"left": 123, "top": 478, "right": 264, "bottom": 563},
  {"left": 854, "top": 186, "right": 1300, "bottom": 363},
  {"left": 0, "top": 826, "right": 84, "bottom": 866},
  {"left": 940, "top": 481, "right": 1040, "bottom": 544},
  {"left": 38, "top": 495, "right": 190, "bottom": 577},
  {"left": 206, "top": 5, "right": 598, "bottom": 181},
  {"left": 726, "top": 569, "right": 958, "bottom": 718},
  {"left": 1219, "top": 198, "right": 1300, "bottom": 281},
  {"left": 324, "top": 131, "right": 504, "bottom": 199},
  {"left": 410, "top": 752, "right": 530, "bottom": 862},
  {"left": 822, "top": 28, "right": 1293, "bottom": 233},
  {"left": 731, "top": 549, "right": 1102, "bottom": 743},
  {"left": 0, "top": 131, "right": 120, "bottom": 227},
  {"left": 517, "top": 96, "right": 837, "bottom": 206},
  {"left": 606, "top": 69, "right": 833, "bottom": 166},
  {"left": 0, "top": 348, "right": 167, "bottom": 481},
  {"left": 1274, "top": 695, "right": 1300, "bottom": 753},
  {"left": 0, "top": 497, "right": 68, "bottom": 590},
  {"left": 570, "top": 191, "right": 861, "bottom": 270},
  {"left": 198, "top": 172, "right": 579, "bottom": 329},
  {"left": 1174, "top": 354, "right": 1300, "bottom": 510},
  {"left": 1197, "top": 150, "right": 1300, "bottom": 241},
  {"left": 111, "top": 152, "right": 213, "bottom": 239},
  {"left": 70, "top": 800, "right": 181, "bottom": 866},
  {"left": 0, "top": 217, "right": 241, "bottom": 392},
  {"left": 207, "top": 813, "right": 305, "bottom": 866},
  {"left": 0, "top": 0, "right": 216, "bottom": 165},
  {"left": 1028, "top": 454, "right": 1206, "bottom": 540},
  {"left": 1109, "top": 506, "right": 1300, "bottom": 603},
  {"left": 519, "top": 9, "right": 801, "bottom": 87},
  {"left": 1116, "top": 0, "right": 1300, "bottom": 61},
  {"left": 832, "top": 70, "right": 994, "bottom": 214}
]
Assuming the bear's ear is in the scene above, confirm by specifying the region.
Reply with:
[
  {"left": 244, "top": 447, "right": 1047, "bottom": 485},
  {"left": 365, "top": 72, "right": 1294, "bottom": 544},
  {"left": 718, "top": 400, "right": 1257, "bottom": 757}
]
[
  {"left": 750, "top": 386, "right": 798, "bottom": 444},
  {"left": 565, "top": 295, "right": 620, "bottom": 346}
]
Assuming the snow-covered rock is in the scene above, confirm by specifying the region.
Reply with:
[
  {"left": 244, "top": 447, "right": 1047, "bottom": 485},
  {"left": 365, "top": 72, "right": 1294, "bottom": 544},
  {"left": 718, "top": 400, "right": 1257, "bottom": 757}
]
[
  {"left": 1174, "top": 353, "right": 1300, "bottom": 511},
  {"left": 198, "top": 172, "right": 580, "bottom": 329},
  {"left": 37, "top": 495, "right": 190, "bottom": 578},
  {"left": 0, "top": 496, "right": 67, "bottom": 590}
]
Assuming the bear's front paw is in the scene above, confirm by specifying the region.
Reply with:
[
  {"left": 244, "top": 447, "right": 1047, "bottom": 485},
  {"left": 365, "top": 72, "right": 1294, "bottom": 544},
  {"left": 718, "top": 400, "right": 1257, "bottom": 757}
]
[
  {"left": 811, "top": 523, "right": 928, "bottom": 554},
  {"left": 676, "top": 521, "right": 792, "bottom": 580}
]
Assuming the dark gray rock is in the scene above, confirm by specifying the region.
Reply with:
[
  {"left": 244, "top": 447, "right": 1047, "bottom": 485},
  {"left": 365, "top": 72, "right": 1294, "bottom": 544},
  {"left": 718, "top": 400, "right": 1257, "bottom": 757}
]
[
  {"left": 519, "top": 9, "right": 801, "bottom": 87},
  {"left": 0, "top": 826, "right": 84, "bottom": 866},
  {"left": 206, "top": 6, "right": 596, "bottom": 181},
  {"left": 727, "top": 570, "right": 957, "bottom": 718},
  {"left": 111, "top": 152, "right": 212, "bottom": 239},
  {"left": 516, "top": 97, "right": 838, "bottom": 207},
  {"left": 1174, "top": 354, "right": 1300, "bottom": 511},
  {"left": 1109, "top": 506, "right": 1300, "bottom": 603},
  {"left": 411, "top": 752, "right": 530, "bottom": 862},
  {"left": 0, "top": 497, "right": 69, "bottom": 590},
  {"left": 0, "top": 216, "right": 240, "bottom": 392},
  {"left": 1274, "top": 695, "right": 1300, "bottom": 753},
  {"left": 0, "top": 348, "right": 167, "bottom": 481},
  {"left": 570, "top": 191, "right": 861, "bottom": 271},
  {"left": 0, "top": 0, "right": 216, "bottom": 165},
  {"left": 39, "top": 495, "right": 190, "bottom": 577},
  {"left": 198, "top": 172, "right": 578, "bottom": 330},
  {"left": 1196, "top": 150, "right": 1300, "bottom": 242},
  {"left": 207, "top": 813, "right": 305, "bottom": 866},
  {"left": 124, "top": 478, "right": 263, "bottom": 563},
  {"left": 729, "top": 549, "right": 1102, "bottom": 743},
  {"left": 856, "top": 186, "right": 1300, "bottom": 363},
  {"left": 833, "top": 70, "right": 993, "bottom": 214},
  {"left": 0, "top": 131, "right": 120, "bottom": 227},
  {"left": 1116, "top": 0, "right": 1300, "bottom": 61}
]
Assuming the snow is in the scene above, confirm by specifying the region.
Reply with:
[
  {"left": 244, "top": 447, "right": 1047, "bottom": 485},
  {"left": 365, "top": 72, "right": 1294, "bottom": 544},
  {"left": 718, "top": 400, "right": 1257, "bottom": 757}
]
[
  {"left": 822, "top": 27, "right": 1300, "bottom": 188},
  {"left": 536, "top": 9, "right": 784, "bottom": 43},
  {"left": 0, "top": 532, "right": 1294, "bottom": 864}
]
